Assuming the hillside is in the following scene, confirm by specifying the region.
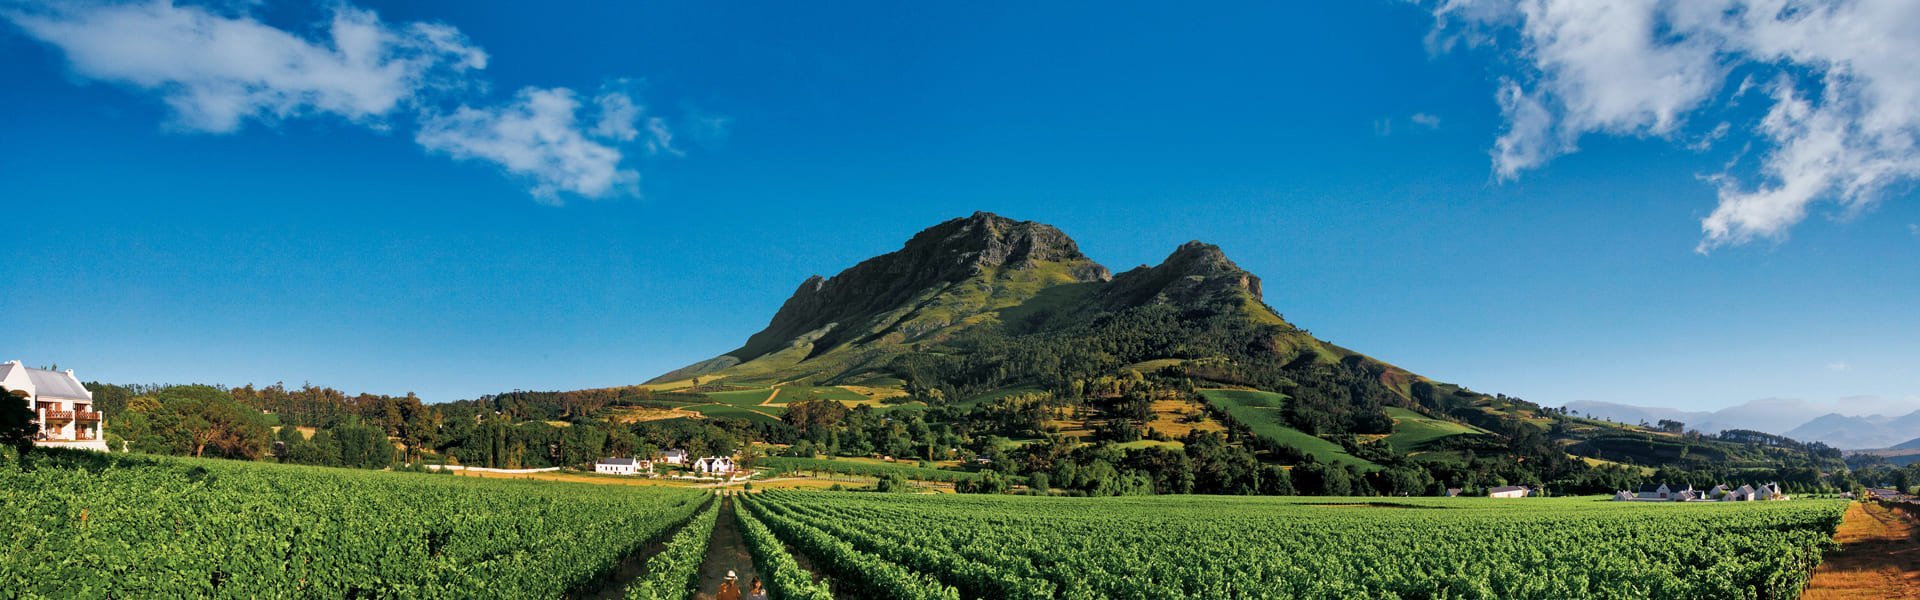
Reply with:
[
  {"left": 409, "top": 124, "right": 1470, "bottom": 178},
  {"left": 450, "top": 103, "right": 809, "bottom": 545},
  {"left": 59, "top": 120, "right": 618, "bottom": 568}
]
[{"left": 641, "top": 213, "right": 1847, "bottom": 493}]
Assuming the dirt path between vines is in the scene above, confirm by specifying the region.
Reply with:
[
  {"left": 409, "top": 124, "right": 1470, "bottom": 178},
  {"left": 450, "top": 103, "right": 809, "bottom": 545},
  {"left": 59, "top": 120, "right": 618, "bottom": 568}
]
[
  {"left": 692, "top": 498, "right": 759, "bottom": 600},
  {"left": 566, "top": 499, "right": 710, "bottom": 600},
  {"left": 1803, "top": 501, "right": 1920, "bottom": 599}
]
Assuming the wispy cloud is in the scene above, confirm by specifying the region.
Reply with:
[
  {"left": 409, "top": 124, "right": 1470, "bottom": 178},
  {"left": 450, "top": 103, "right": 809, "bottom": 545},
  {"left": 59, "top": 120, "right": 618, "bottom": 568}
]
[
  {"left": 417, "top": 88, "right": 637, "bottom": 202},
  {"left": 3, "top": 0, "right": 701, "bottom": 204},
  {"left": 1827, "top": 361, "right": 1850, "bottom": 372},
  {"left": 1411, "top": 113, "right": 1443, "bottom": 129},
  {"left": 1421, "top": 0, "right": 1920, "bottom": 251},
  {"left": 4, "top": 1, "right": 486, "bottom": 132}
]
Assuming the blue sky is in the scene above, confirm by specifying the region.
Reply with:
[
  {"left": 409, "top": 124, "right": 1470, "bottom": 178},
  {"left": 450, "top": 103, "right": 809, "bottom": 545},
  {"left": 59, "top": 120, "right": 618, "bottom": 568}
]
[{"left": 2, "top": 1, "right": 1917, "bottom": 416}]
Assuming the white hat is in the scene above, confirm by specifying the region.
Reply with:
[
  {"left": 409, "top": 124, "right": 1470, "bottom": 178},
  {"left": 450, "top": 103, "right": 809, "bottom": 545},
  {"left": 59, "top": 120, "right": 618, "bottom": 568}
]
[{"left": 726, "top": 570, "right": 737, "bottom": 580}]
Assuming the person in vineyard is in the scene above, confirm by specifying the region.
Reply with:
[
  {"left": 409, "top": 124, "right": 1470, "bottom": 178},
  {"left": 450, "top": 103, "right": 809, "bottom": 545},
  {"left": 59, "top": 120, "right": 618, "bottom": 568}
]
[
  {"left": 745, "top": 577, "right": 766, "bottom": 600},
  {"left": 716, "top": 570, "right": 741, "bottom": 600}
]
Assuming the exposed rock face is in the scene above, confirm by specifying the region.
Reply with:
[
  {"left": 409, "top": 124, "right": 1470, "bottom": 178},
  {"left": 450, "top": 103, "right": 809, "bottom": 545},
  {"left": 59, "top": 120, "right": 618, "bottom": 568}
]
[
  {"left": 1099, "top": 240, "right": 1266, "bottom": 310},
  {"left": 723, "top": 212, "right": 1111, "bottom": 362}
]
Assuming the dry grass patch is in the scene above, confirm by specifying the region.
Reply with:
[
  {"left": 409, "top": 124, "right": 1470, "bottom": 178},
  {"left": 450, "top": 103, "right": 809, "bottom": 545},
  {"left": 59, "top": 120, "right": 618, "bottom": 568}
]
[{"left": 1804, "top": 502, "right": 1920, "bottom": 599}]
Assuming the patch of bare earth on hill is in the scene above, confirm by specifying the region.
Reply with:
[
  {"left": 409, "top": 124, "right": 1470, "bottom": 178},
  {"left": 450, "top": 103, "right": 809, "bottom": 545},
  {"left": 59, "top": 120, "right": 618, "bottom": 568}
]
[{"left": 1803, "top": 502, "right": 1920, "bottom": 599}]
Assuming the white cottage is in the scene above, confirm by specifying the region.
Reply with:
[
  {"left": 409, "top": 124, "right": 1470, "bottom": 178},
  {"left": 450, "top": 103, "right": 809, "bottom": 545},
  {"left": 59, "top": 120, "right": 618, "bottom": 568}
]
[
  {"left": 1636, "top": 483, "right": 1673, "bottom": 500},
  {"left": 594, "top": 457, "right": 649, "bottom": 476},
  {"left": 1, "top": 361, "right": 107, "bottom": 451},
  {"left": 1488, "top": 485, "right": 1529, "bottom": 498},
  {"left": 660, "top": 449, "right": 689, "bottom": 465}
]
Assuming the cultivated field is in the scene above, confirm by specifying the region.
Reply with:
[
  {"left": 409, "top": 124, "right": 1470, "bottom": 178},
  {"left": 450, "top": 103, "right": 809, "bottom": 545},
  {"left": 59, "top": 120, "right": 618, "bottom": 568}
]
[
  {"left": 738, "top": 491, "right": 1847, "bottom": 599},
  {"left": 0, "top": 450, "right": 710, "bottom": 598},
  {"left": 1, "top": 451, "right": 1858, "bottom": 599}
]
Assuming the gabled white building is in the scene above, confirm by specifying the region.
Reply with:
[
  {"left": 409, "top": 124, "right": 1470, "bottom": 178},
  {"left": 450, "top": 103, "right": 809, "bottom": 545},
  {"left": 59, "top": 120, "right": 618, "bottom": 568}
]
[
  {"left": 1, "top": 361, "right": 107, "bottom": 451},
  {"left": 693, "top": 456, "right": 735, "bottom": 476}
]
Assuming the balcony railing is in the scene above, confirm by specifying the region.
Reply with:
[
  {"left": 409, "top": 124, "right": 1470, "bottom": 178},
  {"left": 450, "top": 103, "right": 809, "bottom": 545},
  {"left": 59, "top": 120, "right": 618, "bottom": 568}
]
[
  {"left": 74, "top": 412, "right": 101, "bottom": 422},
  {"left": 41, "top": 410, "right": 74, "bottom": 421}
]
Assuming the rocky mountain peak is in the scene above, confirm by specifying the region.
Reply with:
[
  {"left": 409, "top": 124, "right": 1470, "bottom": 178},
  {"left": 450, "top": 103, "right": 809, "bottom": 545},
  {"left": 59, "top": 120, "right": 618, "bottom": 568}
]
[{"left": 902, "top": 211, "right": 1106, "bottom": 276}]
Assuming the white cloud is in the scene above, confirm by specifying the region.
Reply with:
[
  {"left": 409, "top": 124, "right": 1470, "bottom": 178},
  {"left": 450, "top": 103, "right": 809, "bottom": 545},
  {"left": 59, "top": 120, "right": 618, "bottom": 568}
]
[
  {"left": 644, "top": 116, "right": 679, "bottom": 156},
  {"left": 1827, "top": 361, "right": 1849, "bottom": 372},
  {"left": 1909, "top": 223, "right": 1919, "bottom": 237},
  {"left": 1424, "top": 0, "right": 1920, "bottom": 251},
  {"left": 4, "top": 1, "right": 704, "bottom": 204},
  {"left": 1411, "top": 113, "right": 1443, "bottom": 129},
  {"left": 1492, "top": 79, "right": 1554, "bottom": 180},
  {"left": 4, "top": 1, "right": 485, "bottom": 132},
  {"left": 591, "top": 91, "right": 642, "bottom": 142},
  {"left": 417, "top": 88, "right": 640, "bottom": 202}
]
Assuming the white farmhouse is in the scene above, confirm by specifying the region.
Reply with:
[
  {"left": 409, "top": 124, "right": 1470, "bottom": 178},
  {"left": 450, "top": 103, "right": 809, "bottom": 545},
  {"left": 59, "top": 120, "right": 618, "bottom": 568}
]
[
  {"left": 1636, "top": 483, "right": 1673, "bottom": 500},
  {"left": 594, "top": 457, "right": 650, "bottom": 476},
  {"left": 660, "top": 449, "right": 689, "bottom": 465},
  {"left": 1488, "top": 485, "right": 1528, "bottom": 498},
  {"left": 1, "top": 361, "right": 107, "bottom": 451},
  {"left": 693, "top": 456, "right": 735, "bottom": 476}
]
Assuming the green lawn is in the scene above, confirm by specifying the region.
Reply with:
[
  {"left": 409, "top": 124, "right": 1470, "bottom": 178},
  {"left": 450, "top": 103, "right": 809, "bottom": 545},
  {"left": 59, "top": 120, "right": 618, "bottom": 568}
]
[
  {"left": 1382, "top": 407, "right": 1486, "bottom": 452},
  {"left": 704, "top": 388, "right": 776, "bottom": 407},
  {"left": 1197, "top": 389, "right": 1379, "bottom": 470},
  {"left": 686, "top": 403, "right": 783, "bottom": 424},
  {"left": 771, "top": 385, "right": 867, "bottom": 404}
]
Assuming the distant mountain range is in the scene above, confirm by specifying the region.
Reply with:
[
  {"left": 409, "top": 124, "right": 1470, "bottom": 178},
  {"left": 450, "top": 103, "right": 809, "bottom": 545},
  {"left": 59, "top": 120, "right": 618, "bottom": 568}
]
[{"left": 1566, "top": 398, "right": 1920, "bottom": 450}]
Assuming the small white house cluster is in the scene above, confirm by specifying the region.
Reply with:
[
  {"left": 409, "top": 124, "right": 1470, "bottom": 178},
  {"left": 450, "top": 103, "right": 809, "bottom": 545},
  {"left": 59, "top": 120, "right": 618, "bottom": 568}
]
[
  {"left": 593, "top": 448, "right": 737, "bottom": 478},
  {"left": 1613, "top": 482, "right": 1787, "bottom": 502}
]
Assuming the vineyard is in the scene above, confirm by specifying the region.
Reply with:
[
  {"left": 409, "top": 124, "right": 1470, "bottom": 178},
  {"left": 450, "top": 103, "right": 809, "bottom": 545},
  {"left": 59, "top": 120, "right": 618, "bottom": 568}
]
[
  {"left": 0, "top": 449, "right": 1857, "bottom": 599},
  {"left": 738, "top": 491, "right": 1849, "bottom": 599},
  {"left": 0, "top": 450, "right": 711, "bottom": 599}
]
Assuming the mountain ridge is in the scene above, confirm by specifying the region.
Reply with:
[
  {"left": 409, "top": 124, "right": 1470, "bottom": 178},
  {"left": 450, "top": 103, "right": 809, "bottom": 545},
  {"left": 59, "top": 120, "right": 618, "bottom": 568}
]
[{"left": 1567, "top": 398, "right": 1920, "bottom": 449}]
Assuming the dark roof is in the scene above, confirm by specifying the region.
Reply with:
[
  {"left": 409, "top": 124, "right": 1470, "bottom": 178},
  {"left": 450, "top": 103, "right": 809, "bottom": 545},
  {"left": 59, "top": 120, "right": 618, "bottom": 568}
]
[
  {"left": 1637, "top": 484, "right": 1667, "bottom": 493},
  {"left": 598, "top": 458, "right": 638, "bottom": 466},
  {"left": 1489, "top": 485, "right": 1528, "bottom": 494}
]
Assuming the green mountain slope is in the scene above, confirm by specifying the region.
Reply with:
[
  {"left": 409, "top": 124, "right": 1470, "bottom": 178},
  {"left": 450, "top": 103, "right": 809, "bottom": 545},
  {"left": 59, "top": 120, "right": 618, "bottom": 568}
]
[{"left": 647, "top": 212, "right": 1845, "bottom": 488}]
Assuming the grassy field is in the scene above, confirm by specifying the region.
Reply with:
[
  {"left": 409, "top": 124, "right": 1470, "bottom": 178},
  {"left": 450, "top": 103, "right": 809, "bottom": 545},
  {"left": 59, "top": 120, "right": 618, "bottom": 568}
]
[
  {"left": 703, "top": 388, "right": 777, "bottom": 406},
  {"left": 1198, "top": 389, "right": 1379, "bottom": 470},
  {"left": 1382, "top": 407, "right": 1486, "bottom": 451},
  {"left": 771, "top": 385, "right": 867, "bottom": 404},
  {"left": 685, "top": 403, "right": 782, "bottom": 423}
]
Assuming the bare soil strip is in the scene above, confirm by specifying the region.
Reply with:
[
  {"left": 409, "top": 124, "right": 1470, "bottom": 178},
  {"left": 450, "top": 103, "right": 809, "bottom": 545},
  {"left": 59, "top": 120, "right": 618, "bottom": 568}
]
[
  {"left": 692, "top": 498, "right": 760, "bottom": 600},
  {"left": 1803, "top": 501, "right": 1920, "bottom": 600}
]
